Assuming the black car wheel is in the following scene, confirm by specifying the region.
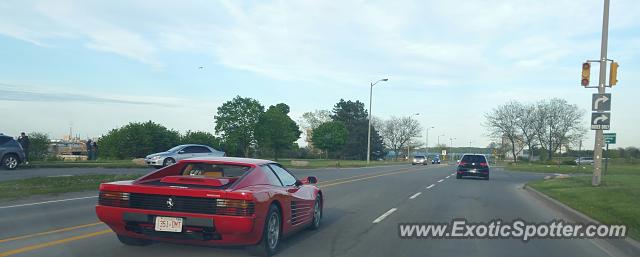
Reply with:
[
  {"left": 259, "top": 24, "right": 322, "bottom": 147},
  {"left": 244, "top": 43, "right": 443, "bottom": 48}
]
[
  {"left": 456, "top": 174, "right": 461, "bottom": 179},
  {"left": 248, "top": 205, "right": 281, "bottom": 256},
  {"left": 117, "top": 235, "right": 152, "bottom": 246},
  {"left": 2, "top": 154, "right": 19, "bottom": 170},
  {"left": 163, "top": 158, "right": 175, "bottom": 167},
  {"left": 309, "top": 196, "right": 322, "bottom": 230}
]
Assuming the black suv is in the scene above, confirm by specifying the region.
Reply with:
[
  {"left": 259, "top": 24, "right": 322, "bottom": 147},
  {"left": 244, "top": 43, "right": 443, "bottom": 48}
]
[
  {"left": 0, "top": 134, "right": 27, "bottom": 170},
  {"left": 456, "top": 154, "right": 490, "bottom": 180}
]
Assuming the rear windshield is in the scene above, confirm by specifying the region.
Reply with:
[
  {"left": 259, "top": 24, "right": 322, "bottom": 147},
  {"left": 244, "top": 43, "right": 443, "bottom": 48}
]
[
  {"left": 180, "top": 163, "right": 251, "bottom": 178},
  {"left": 414, "top": 156, "right": 425, "bottom": 159},
  {"left": 461, "top": 155, "right": 487, "bottom": 163}
]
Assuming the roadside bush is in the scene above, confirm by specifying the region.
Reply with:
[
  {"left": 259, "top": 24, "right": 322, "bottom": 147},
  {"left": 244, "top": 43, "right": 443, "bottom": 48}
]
[
  {"left": 27, "top": 132, "right": 51, "bottom": 161},
  {"left": 561, "top": 160, "right": 577, "bottom": 166},
  {"left": 99, "top": 121, "right": 181, "bottom": 159}
]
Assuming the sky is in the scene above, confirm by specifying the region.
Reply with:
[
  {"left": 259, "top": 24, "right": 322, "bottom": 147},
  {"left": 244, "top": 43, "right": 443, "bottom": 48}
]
[{"left": 0, "top": 0, "right": 639, "bottom": 149}]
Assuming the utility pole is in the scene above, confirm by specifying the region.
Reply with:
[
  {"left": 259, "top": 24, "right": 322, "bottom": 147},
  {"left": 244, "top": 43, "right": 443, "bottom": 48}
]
[
  {"left": 425, "top": 126, "right": 434, "bottom": 154},
  {"left": 592, "top": 0, "right": 610, "bottom": 186}
]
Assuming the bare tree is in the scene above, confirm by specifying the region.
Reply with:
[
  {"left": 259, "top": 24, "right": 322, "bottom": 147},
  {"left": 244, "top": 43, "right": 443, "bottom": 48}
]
[
  {"left": 533, "top": 98, "right": 586, "bottom": 160},
  {"left": 379, "top": 116, "right": 422, "bottom": 160},
  {"left": 484, "top": 101, "right": 524, "bottom": 163},
  {"left": 514, "top": 102, "right": 539, "bottom": 162}
]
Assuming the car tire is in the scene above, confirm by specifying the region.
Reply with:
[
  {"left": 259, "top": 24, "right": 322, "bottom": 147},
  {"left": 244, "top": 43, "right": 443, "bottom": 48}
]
[
  {"left": 248, "top": 204, "right": 281, "bottom": 257},
  {"left": 456, "top": 174, "right": 461, "bottom": 179},
  {"left": 484, "top": 175, "right": 490, "bottom": 180},
  {"left": 163, "top": 158, "right": 175, "bottom": 167},
  {"left": 309, "top": 196, "right": 322, "bottom": 230},
  {"left": 117, "top": 235, "right": 152, "bottom": 246},
  {"left": 2, "top": 154, "right": 19, "bottom": 170}
]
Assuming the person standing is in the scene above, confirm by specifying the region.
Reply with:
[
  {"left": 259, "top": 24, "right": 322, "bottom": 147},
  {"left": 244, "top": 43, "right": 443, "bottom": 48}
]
[
  {"left": 17, "top": 132, "right": 30, "bottom": 164},
  {"left": 91, "top": 141, "right": 98, "bottom": 160},
  {"left": 86, "top": 139, "right": 93, "bottom": 161}
]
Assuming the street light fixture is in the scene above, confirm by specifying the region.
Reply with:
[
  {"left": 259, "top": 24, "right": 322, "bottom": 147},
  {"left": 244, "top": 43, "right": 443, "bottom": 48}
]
[{"left": 367, "top": 78, "right": 389, "bottom": 164}]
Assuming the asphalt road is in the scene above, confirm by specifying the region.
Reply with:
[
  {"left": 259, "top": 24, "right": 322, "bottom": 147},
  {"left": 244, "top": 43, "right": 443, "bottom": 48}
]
[{"left": 0, "top": 164, "right": 637, "bottom": 257}]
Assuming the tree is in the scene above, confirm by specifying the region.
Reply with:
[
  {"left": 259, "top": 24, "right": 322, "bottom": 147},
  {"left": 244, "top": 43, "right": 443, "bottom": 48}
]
[
  {"left": 330, "top": 99, "right": 383, "bottom": 160},
  {"left": 311, "top": 121, "right": 348, "bottom": 159},
  {"left": 27, "top": 132, "right": 51, "bottom": 161},
  {"left": 484, "top": 101, "right": 524, "bottom": 163},
  {"left": 255, "top": 103, "right": 301, "bottom": 160},
  {"left": 214, "top": 96, "right": 264, "bottom": 157},
  {"left": 181, "top": 131, "right": 221, "bottom": 149},
  {"left": 532, "top": 98, "right": 586, "bottom": 160},
  {"left": 379, "top": 116, "right": 422, "bottom": 160},
  {"left": 99, "top": 121, "right": 181, "bottom": 159},
  {"left": 514, "top": 102, "right": 539, "bottom": 162},
  {"left": 300, "top": 110, "right": 332, "bottom": 131}
]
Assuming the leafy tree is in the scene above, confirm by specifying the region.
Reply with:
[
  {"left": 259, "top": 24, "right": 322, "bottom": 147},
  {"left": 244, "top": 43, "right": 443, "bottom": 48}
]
[
  {"left": 214, "top": 96, "right": 264, "bottom": 157},
  {"left": 484, "top": 101, "right": 524, "bottom": 163},
  {"left": 181, "top": 131, "right": 222, "bottom": 149},
  {"left": 99, "top": 121, "right": 181, "bottom": 159},
  {"left": 330, "top": 99, "right": 383, "bottom": 160},
  {"left": 312, "top": 121, "right": 348, "bottom": 159},
  {"left": 255, "top": 103, "right": 301, "bottom": 160},
  {"left": 27, "top": 132, "right": 51, "bottom": 161}
]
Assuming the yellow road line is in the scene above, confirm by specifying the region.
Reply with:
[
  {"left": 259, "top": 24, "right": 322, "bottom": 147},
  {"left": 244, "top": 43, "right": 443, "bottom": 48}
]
[
  {"left": 0, "top": 229, "right": 112, "bottom": 257},
  {"left": 320, "top": 168, "right": 422, "bottom": 188},
  {"left": 316, "top": 167, "right": 412, "bottom": 185},
  {"left": 0, "top": 222, "right": 104, "bottom": 244}
]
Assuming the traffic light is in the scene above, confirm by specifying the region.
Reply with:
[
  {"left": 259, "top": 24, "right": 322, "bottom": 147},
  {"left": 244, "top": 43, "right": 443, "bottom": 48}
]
[
  {"left": 581, "top": 62, "right": 590, "bottom": 87},
  {"left": 609, "top": 62, "right": 618, "bottom": 86}
]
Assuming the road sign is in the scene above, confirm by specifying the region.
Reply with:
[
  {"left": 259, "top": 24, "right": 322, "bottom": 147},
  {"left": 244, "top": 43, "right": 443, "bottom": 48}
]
[
  {"left": 603, "top": 133, "right": 616, "bottom": 144},
  {"left": 591, "top": 112, "right": 610, "bottom": 130},
  {"left": 592, "top": 93, "right": 611, "bottom": 111},
  {"left": 442, "top": 150, "right": 447, "bottom": 156}
]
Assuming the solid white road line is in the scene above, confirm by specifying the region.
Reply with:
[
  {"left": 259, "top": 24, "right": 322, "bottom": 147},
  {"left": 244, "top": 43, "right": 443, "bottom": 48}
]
[
  {"left": 426, "top": 184, "right": 435, "bottom": 189},
  {"left": 446, "top": 175, "right": 451, "bottom": 178},
  {"left": 373, "top": 208, "right": 398, "bottom": 223},
  {"left": 0, "top": 196, "right": 98, "bottom": 209},
  {"left": 437, "top": 179, "right": 444, "bottom": 183},
  {"left": 409, "top": 192, "right": 422, "bottom": 199}
]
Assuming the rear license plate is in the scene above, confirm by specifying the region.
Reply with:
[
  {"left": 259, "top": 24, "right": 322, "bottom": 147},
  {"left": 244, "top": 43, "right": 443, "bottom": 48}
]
[
  {"left": 470, "top": 169, "right": 477, "bottom": 173},
  {"left": 155, "top": 216, "right": 183, "bottom": 232}
]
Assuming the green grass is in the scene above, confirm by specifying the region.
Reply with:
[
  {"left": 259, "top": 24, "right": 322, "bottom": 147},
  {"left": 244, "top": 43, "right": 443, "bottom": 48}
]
[
  {"left": 528, "top": 175, "right": 640, "bottom": 240},
  {"left": 27, "top": 160, "right": 147, "bottom": 169},
  {"left": 505, "top": 163, "right": 640, "bottom": 175},
  {"left": 0, "top": 174, "right": 142, "bottom": 200}
]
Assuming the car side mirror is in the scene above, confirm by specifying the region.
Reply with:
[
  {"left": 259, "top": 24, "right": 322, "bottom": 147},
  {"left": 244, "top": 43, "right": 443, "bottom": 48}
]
[
  {"left": 294, "top": 180, "right": 304, "bottom": 187},
  {"left": 306, "top": 176, "right": 318, "bottom": 184}
]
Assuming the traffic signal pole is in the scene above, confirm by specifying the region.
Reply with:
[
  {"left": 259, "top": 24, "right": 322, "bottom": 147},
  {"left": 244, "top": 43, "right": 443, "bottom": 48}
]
[{"left": 592, "top": 0, "right": 610, "bottom": 186}]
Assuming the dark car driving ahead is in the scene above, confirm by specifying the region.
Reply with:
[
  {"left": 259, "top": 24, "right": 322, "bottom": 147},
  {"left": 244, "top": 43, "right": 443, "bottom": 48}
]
[
  {"left": 0, "top": 134, "right": 26, "bottom": 170},
  {"left": 456, "top": 154, "right": 490, "bottom": 180}
]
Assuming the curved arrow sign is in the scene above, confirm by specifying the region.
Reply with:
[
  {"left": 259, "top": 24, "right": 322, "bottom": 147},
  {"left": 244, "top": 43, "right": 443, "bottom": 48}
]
[
  {"left": 591, "top": 112, "right": 611, "bottom": 130},
  {"left": 592, "top": 93, "right": 611, "bottom": 111}
]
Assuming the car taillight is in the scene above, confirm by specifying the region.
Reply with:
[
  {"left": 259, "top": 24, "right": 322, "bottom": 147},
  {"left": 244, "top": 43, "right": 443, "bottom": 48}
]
[
  {"left": 216, "top": 199, "right": 255, "bottom": 216},
  {"left": 479, "top": 162, "right": 488, "bottom": 167},
  {"left": 99, "top": 191, "right": 130, "bottom": 207},
  {"left": 458, "top": 162, "right": 467, "bottom": 166}
]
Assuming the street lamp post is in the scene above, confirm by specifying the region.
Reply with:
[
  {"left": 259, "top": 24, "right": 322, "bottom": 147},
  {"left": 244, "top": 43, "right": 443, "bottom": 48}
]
[
  {"left": 426, "top": 126, "right": 434, "bottom": 154},
  {"left": 367, "top": 78, "right": 388, "bottom": 164},
  {"left": 407, "top": 113, "right": 420, "bottom": 158},
  {"left": 449, "top": 137, "right": 457, "bottom": 161}
]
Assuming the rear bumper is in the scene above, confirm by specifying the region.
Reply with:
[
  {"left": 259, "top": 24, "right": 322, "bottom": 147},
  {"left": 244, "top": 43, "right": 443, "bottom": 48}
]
[
  {"left": 456, "top": 170, "right": 489, "bottom": 177},
  {"left": 96, "top": 205, "right": 262, "bottom": 246}
]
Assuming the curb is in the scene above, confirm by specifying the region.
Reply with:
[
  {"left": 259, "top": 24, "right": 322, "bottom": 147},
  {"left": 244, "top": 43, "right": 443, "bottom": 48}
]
[{"left": 524, "top": 184, "right": 640, "bottom": 256}]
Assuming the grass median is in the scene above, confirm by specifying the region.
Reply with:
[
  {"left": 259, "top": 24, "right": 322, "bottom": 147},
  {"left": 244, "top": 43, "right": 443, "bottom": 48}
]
[
  {"left": 27, "top": 160, "right": 146, "bottom": 169},
  {"left": 527, "top": 172, "right": 640, "bottom": 240},
  {"left": 0, "top": 174, "right": 142, "bottom": 201}
]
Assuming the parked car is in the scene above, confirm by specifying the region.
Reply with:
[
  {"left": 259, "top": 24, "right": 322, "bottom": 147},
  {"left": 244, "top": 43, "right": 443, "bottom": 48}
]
[
  {"left": 0, "top": 134, "right": 26, "bottom": 170},
  {"left": 96, "top": 157, "right": 322, "bottom": 256},
  {"left": 144, "top": 144, "right": 225, "bottom": 168},
  {"left": 412, "top": 155, "right": 427, "bottom": 165},
  {"left": 574, "top": 157, "right": 594, "bottom": 165},
  {"left": 456, "top": 154, "right": 490, "bottom": 180},
  {"left": 431, "top": 156, "right": 441, "bottom": 164}
]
